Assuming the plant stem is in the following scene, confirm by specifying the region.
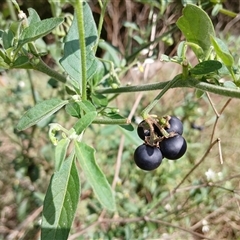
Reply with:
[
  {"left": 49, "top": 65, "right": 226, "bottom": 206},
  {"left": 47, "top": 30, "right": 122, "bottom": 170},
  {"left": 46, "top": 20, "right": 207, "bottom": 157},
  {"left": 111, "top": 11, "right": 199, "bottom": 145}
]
[
  {"left": 94, "top": 0, "right": 110, "bottom": 54},
  {"left": 92, "top": 118, "right": 130, "bottom": 125},
  {"left": 182, "top": 60, "right": 189, "bottom": 79},
  {"left": 96, "top": 81, "right": 171, "bottom": 94},
  {"left": 7, "top": 0, "right": 17, "bottom": 21},
  {"left": 96, "top": 76, "right": 240, "bottom": 99},
  {"left": 33, "top": 58, "right": 67, "bottom": 83},
  {"left": 141, "top": 75, "right": 182, "bottom": 118},
  {"left": 75, "top": 1, "right": 87, "bottom": 100},
  {"left": 193, "top": 80, "right": 240, "bottom": 98},
  {"left": 27, "top": 70, "right": 37, "bottom": 105}
]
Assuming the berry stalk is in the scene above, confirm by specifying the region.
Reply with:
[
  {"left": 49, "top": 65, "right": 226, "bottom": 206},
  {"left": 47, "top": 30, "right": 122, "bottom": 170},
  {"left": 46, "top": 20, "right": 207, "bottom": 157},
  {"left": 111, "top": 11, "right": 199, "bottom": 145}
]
[{"left": 141, "top": 75, "right": 182, "bottom": 119}]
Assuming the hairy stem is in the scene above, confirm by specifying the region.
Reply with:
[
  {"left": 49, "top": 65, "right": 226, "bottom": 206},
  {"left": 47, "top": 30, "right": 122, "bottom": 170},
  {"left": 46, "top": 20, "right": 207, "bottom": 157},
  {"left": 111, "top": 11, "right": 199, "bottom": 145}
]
[
  {"left": 32, "top": 58, "right": 67, "bottom": 83},
  {"left": 96, "top": 76, "right": 240, "bottom": 99},
  {"left": 96, "top": 81, "right": 171, "bottom": 94},
  {"left": 75, "top": 1, "right": 87, "bottom": 100},
  {"left": 92, "top": 118, "right": 131, "bottom": 125}
]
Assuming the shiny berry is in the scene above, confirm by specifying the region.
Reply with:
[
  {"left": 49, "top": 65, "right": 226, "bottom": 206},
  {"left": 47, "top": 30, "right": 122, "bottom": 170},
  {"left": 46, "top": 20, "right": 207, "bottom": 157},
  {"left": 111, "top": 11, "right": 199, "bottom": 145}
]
[
  {"left": 155, "top": 116, "right": 183, "bottom": 136},
  {"left": 160, "top": 134, "right": 187, "bottom": 160},
  {"left": 137, "top": 121, "right": 150, "bottom": 141},
  {"left": 134, "top": 144, "right": 163, "bottom": 171}
]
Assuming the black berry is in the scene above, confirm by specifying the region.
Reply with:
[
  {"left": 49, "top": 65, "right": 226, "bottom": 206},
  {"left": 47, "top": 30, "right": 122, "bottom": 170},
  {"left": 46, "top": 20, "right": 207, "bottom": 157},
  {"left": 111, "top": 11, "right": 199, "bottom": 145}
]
[
  {"left": 160, "top": 134, "right": 187, "bottom": 160},
  {"left": 155, "top": 116, "right": 183, "bottom": 137},
  {"left": 137, "top": 121, "right": 150, "bottom": 140},
  {"left": 134, "top": 144, "right": 163, "bottom": 171}
]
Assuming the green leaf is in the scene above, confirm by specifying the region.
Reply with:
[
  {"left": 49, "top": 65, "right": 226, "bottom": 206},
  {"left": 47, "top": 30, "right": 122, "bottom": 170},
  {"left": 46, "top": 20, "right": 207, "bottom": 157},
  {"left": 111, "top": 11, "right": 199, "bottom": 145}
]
[
  {"left": 66, "top": 100, "right": 96, "bottom": 118},
  {"left": 98, "top": 40, "right": 122, "bottom": 67},
  {"left": 19, "top": 17, "right": 64, "bottom": 46},
  {"left": 195, "top": 89, "right": 205, "bottom": 98},
  {"left": 73, "top": 111, "right": 97, "bottom": 134},
  {"left": 74, "top": 141, "right": 115, "bottom": 211},
  {"left": 107, "top": 113, "right": 134, "bottom": 131},
  {"left": 176, "top": 4, "right": 215, "bottom": 58},
  {"left": 210, "top": 36, "right": 234, "bottom": 67},
  {"left": 16, "top": 98, "right": 68, "bottom": 131},
  {"left": 91, "top": 93, "right": 108, "bottom": 107},
  {"left": 211, "top": 3, "right": 222, "bottom": 17},
  {"left": 27, "top": 8, "right": 41, "bottom": 24},
  {"left": 60, "top": 2, "right": 98, "bottom": 83},
  {"left": 119, "top": 124, "right": 134, "bottom": 132},
  {"left": 0, "top": 55, "right": 10, "bottom": 69},
  {"left": 41, "top": 153, "right": 80, "bottom": 240},
  {"left": 9, "top": 21, "right": 22, "bottom": 39},
  {"left": 91, "top": 61, "right": 105, "bottom": 86},
  {"left": 177, "top": 41, "right": 186, "bottom": 58},
  {"left": 2, "top": 30, "right": 14, "bottom": 49},
  {"left": 78, "top": 100, "right": 96, "bottom": 113},
  {"left": 119, "top": 125, "right": 142, "bottom": 146},
  {"left": 190, "top": 60, "right": 222, "bottom": 75},
  {"left": 65, "top": 102, "right": 82, "bottom": 118},
  {"left": 54, "top": 138, "right": 71, "bottom": 171},
  {"left": 12, "top": 56, "right": 32, "bottom": 69}
]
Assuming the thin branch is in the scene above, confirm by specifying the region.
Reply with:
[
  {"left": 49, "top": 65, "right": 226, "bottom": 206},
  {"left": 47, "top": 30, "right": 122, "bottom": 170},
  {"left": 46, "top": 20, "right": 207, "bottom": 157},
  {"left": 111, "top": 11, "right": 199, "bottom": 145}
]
[
  {"left": 112, "top": 135, "right": 125, "bottom": 190},
  {"left": 218, "top": 138, "right": 223, "bottom": 164},
  {"left": 207, "top": 92, "right": 232, "bottom": 144},
  {"left": 206, "top": 92, "right": 219, "bottom": 116},
  {"left": 219, "top": 98, "right": 232, "bottom": 115},
  {"left": 127, "top": 92, "right": 144, "bottom": 122}
]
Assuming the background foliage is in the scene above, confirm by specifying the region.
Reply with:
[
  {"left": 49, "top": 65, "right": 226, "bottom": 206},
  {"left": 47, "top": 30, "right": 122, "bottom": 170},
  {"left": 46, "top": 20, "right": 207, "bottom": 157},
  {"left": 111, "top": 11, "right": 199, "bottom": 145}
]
[{"left": 0, "top": 0, "right": 240, "bottom": 240}]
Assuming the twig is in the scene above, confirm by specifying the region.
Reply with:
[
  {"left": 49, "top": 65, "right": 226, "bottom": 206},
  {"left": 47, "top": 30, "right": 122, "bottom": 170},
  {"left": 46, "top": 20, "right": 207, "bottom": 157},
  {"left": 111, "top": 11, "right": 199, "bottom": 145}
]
[
  {"left": 206, "top": 92, "right": 232, "bottom": 144},
  {"left": 206, "top": 92, "right": 219, "bottom": 117},
  {"left": 127, "top": 92, "right": 143, "bottom": 122},
  {"left": 218, "top": 138, "right": 223, "bottom": 164},
  {"left": 223, "top": 14, "right": 240, "bottom": 35},
  {"left": 112, "top": 134, "right": 125, "bottom": 190}
]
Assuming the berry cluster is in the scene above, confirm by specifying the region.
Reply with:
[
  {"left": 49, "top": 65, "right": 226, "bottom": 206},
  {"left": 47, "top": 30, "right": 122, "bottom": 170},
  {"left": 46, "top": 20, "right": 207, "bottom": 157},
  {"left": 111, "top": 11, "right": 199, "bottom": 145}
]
[{"left": 134, "top": 116, "right": 187, "bottom": 171}]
